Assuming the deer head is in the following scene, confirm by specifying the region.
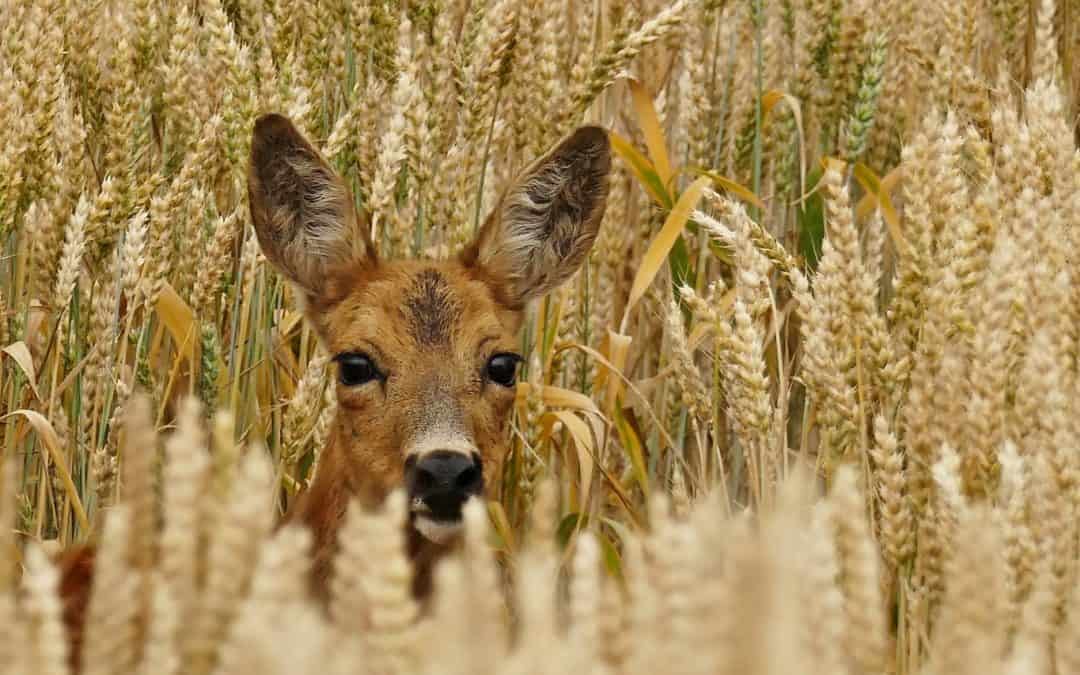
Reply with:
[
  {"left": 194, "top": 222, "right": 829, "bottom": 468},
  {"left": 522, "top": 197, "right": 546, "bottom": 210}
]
[{"left": 248, "top": 114, "right": 611, "bottom": 556}]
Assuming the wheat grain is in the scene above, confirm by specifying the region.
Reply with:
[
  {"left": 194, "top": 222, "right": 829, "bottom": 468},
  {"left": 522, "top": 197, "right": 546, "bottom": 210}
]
[
  {"left": 0, "top": 4, "right": 1079, "bottom": 673},
  {"left": 21, "top": 544, "right": 69, "bottom": 675}
]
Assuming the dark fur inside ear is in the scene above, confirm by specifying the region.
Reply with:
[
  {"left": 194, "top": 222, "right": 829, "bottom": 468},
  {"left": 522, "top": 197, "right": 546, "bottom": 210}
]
[
  {"left": 248, "top": 114, "right": 373, "bottom": 295},
  {"left": 464, "top": 125, "right": 612, "bottom": 306}
]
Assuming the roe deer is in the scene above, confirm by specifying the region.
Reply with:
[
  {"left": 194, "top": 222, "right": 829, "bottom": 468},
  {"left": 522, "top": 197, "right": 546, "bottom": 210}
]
[
  {"left": 249, "top": 113, "right": 611, "bottom": 599},
  {"left": 58, "top": 112, "right": 612, "bottom": 668}
]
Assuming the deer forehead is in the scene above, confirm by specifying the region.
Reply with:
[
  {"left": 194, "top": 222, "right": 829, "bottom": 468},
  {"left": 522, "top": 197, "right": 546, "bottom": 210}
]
[{"left": 318, "top": 261, "right": 522, "bottom": 367}]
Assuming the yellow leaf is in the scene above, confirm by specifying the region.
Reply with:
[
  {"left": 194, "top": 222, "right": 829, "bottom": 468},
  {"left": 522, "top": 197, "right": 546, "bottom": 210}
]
[
  {"left": 515, "top": 382, "right": 601, "bottom": 415},
  {"left": 622, "top": 175, "right": 712, "bottom": 326},
  {"left": 1, "top": 409, "right": 89, "bottom": 532},
  {"left": 155, "top": 281, "right": 199, "bottom": 366},
  {"left": 855, "top": 165, "right": 902, "bottom": 220},
  {"left": 608, "top": 131, "right": 667, "bottom": 206},
  {"left": 603, "top": 330, "right": 633, "bottom": 414},
  {"left": 549, "top": 410, "right": 596, "bottom": 498},
  {"left": 2, "top": 341, "right": 40, "bottom": 401},
  {"left": 821, "top": 156, "right": 847, "bottom": 175},
  {"left": 852, "top": 162, "right": 910, "bottom": 256},
  {"left": 698, "top": 170, "right": 767, "bottom": 211},
  {"left": 628, "top": 78, "right": 673, "bottom": 190},
  {"left": 761, "top": 89, "right": 786, "bottom": 117},
  {"left": 712, "top": 170, "right": 764, "bottom": 208}
]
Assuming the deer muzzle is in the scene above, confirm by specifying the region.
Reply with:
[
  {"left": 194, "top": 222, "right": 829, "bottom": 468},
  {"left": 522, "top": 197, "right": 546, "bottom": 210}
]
[{"left": 405, "top": 450, "right": 483, "bottom": 544}]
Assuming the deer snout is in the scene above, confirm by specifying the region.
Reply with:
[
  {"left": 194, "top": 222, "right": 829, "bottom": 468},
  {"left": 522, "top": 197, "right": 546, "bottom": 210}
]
[{"left": 406, "top": 451, "right": 483, "bottom": 523}]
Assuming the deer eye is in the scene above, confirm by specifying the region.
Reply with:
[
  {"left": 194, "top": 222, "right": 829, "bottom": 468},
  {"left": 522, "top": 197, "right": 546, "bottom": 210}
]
[
  {"left": 336, "top": 353, "right": 380, "bottom": 386},
  {"left": 486, "top": 353, "right": 521, "bottom": 388}
]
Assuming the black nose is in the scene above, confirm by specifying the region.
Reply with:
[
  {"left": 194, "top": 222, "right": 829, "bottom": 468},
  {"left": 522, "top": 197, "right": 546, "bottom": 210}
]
[{"left": 406, "top": 451, "right": 483, "bottom": 520}]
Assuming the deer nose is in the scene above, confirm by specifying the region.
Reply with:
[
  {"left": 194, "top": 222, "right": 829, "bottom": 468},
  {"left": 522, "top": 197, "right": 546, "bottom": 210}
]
[{"left": 406, "top": 451, "right": 483, "bottom": 521}]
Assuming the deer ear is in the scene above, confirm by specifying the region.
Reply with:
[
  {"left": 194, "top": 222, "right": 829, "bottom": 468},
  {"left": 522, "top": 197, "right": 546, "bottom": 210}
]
[
  {"left": 248, "top": 114, "right": 374, "bottom": 297},
  {"left": 462, "top": 126, "right": 612, "bottom": 307}
]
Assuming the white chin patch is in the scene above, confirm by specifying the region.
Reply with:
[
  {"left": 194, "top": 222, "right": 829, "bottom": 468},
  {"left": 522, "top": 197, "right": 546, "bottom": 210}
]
[{"left": 414, "top": 515, "right": 464, "bottom": 544}]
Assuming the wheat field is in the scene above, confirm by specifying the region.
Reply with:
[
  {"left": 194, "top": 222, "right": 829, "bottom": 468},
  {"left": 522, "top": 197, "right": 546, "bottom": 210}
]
[{"left": 1, "top": 0, "right": 1079, "bottom": 673}]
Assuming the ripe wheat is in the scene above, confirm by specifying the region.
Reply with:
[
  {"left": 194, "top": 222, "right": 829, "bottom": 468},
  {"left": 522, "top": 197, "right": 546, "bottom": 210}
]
[{"left": 1, "top": 0, "right": 1079, "bottom": 674}]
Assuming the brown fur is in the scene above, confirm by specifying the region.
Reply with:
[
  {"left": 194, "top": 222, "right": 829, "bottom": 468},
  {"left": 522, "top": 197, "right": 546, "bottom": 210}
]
[
  {"left": 58, "top": 545, "right": 95, "bottom": 673},
  {"left": 287, "top": 256, "right": 524, "bottom": 600},
  {"left": 57, "top": 114, "right": 611, "bottom": 669}
]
